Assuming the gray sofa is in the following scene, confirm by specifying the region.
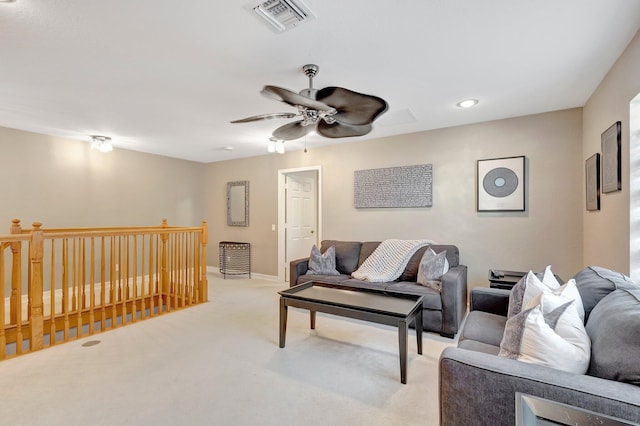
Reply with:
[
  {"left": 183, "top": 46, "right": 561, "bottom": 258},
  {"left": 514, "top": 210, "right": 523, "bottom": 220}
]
[
  {"left": 289, "top": 240, "right": 468, "bottom": 338},
  {"left": 439, "top": 266, "right": 640, "bottom": 426}
]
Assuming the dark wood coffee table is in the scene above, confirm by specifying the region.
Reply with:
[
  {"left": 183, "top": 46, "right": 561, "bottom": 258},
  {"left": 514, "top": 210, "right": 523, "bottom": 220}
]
[{"left": 278, "top": 281, "right": 423, "bottom": 384}]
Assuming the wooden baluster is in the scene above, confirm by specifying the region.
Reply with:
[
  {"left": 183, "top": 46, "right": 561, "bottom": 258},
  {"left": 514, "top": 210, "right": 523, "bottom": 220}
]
[
  {"left": 140, "top": 234, "right": 146, "bottom": 320},
  {"left": 201, "top": 220, "right": 208, "bottom": 302},
  {"left": 76, "top": 238, "right": 83, "bottom": 338},
  {"left": 71, "top": 239, "right": 77, "bottom": 313},
  {"left": 148, "top": 234, "right": 155, "bottom": 317},
  {"left": 29, "top": 222, "right": 45, "bottom": 351},
  {"left": 193, "top": 232, "right": 200, "bottom": 304},
  {"left": 50, "top": 240, "right": 56, "bottom": 346},
  {"left": 9, "top": 220, "right": 22, "bottom": 346},
  {"left": 132, "top": 235, "right": 138, "bottom": 323},
  {"left": 89, "top": 237, "right": 95, "bottom": 335},
  {"left": 122, "top": 236, "right": 128, "bottom": 325},
  {"left": 100, "top": 237, "right": 106, "bottom": 331},
  {"left": 62, "top": 239, "right": 69, "bottom": 342},
  {"left": 110, "top": 236, "right": 116, "bottom": 329},
  {"left": 160, "top": 219, "right": 169, "bottom": 313}
]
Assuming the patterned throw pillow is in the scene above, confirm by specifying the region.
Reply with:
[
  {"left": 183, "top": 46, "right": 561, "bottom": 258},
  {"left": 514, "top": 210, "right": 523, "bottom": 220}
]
[
  {"left": 498, "top": 299, "right": 590, "bottom": 374},
  {"left": 305, "top": 245, "right": 340, "bottom": 276},
  {"left": 416, "top": 248, "right": 449, "bottom": 291}
]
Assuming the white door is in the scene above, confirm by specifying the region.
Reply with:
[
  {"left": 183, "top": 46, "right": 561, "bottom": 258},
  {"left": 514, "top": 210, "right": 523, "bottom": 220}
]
[{"left": 285, "top": 171, "right": 317, "bottom": 282}]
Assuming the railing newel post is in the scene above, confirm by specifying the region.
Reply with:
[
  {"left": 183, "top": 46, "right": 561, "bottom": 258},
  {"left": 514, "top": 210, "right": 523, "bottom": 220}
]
[{"left": 29, "top": 222, "right": 45, "bottom": 351}]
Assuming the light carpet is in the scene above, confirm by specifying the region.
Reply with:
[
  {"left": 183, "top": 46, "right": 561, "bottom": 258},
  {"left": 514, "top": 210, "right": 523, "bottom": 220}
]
[{"left": 0, "top": 274, "right": 457, "bottom": 425}]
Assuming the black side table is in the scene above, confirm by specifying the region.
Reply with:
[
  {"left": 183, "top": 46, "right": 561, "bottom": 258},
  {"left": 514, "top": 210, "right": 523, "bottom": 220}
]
[{"left": 488, "top": 270, "right": 526, "bottom": 290}]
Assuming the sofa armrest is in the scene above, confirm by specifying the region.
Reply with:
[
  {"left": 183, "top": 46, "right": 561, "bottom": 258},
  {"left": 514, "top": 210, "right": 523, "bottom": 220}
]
[
  {"left": 470, "top": 287, "right": 511, "bottom": 316},
  {"left": 289, "top": 257, "right": 309, "bottom": 287},
  {"left": 439, "top": 347, "right": 640, "bottom": 426},
  {"left": 440, "top": 265, "right": 468, "bottom": 337}
]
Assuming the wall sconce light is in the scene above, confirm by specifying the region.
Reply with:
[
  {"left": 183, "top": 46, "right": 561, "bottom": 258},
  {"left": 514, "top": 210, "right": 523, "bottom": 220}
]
[{"left": 90, "top": 135, "right": 113, "bottom": 153}]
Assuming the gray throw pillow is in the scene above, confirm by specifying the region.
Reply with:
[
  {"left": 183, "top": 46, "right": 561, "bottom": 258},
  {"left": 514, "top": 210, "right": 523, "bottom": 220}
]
[
  {"left": 572, "top": 266, "right": 638, "bottom": 321},
  {"left": 585, "top": 288, "right": 640, "bottom": 385},
  {"left": 416, "top": 248, "right": 449, "bottom": 291},
  {"left": 306, "top": 245, "right": 340, "bottom": 276}
]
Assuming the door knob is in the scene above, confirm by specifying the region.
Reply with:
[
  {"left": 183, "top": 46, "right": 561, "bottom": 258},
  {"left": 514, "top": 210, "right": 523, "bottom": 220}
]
[{"left": 310, "top": 230, "right": 314, "bottom": 234}]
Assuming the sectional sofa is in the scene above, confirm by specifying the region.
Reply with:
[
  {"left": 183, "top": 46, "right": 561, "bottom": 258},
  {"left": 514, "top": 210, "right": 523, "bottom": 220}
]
[{"left": 439, "top": 266, "right": 640, "bottom": 425}]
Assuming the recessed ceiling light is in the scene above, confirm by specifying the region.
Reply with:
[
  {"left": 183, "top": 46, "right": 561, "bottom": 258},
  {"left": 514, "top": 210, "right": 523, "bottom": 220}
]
[
  {"left": 0, "top": 1, "right": 17, "bottom": 3},
  {"left": 456, "top": 99, "right": 479, "bottom": 108},
  {"left": 223, "top": 146, "right": 234, "bottom": 151}
]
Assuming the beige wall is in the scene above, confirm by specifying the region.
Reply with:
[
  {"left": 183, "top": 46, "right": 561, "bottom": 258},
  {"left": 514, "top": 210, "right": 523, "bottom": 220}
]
[
  {"left": 0, "top": 126, "right": 206, "bottom": 229},
  {"left": 582, "top": 29, "right": 640, "bottom": 274},
  {"left": 206, "top": 108, "right": 584, "bottom": 287}
]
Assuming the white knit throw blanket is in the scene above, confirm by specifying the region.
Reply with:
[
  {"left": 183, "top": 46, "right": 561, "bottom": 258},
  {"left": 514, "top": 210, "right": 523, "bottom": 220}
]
[{"left": 351, "top": 239, "right": 433, "bottom": 283}]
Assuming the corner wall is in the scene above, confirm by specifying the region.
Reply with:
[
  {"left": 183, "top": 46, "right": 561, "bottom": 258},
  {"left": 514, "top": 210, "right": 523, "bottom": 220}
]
[
  {"left": 582, "top": 29, "right": 640, "bottom": 274},
  {"left": 206, "top": 108, "right": 584, "bottom": 287}
]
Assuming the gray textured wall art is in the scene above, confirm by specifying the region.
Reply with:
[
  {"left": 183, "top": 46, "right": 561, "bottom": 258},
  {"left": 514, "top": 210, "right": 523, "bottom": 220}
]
[{"left": 354, "top": 164, "right": 433, "bottom": 208}]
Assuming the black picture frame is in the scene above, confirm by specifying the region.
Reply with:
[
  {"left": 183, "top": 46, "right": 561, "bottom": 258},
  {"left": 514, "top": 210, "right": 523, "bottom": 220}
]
[
  {"left": 601, "top": 121, "right": 622, "bottom": 193},
  {"left": 586, "top": 153, "right": 600, "bottom": 211},
  {"left": 477, "top": 155, "right": 526, "bottom": 212}
]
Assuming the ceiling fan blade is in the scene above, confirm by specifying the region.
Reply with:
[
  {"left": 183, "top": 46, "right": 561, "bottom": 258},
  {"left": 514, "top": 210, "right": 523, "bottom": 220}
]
[
  {"left": 261, "top": 85, "right": 335, "bottom": 112},
  {"left": 316, "top": 86, "right": 388, "bottom": 126},
  {"left": 316, "top": 120, "right": 372, "bottom": 139},
  {"left": 272, "top": 120, "right": 316, "bottom": 141},
  {"left": 230, "top": 112, "right": 298, "bottom": 123}
]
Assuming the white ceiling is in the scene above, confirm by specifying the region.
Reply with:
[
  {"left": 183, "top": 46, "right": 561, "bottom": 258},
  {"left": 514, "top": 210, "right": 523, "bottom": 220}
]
[{"left": 1, "top": 1, "right": 640, "bottom": 163}]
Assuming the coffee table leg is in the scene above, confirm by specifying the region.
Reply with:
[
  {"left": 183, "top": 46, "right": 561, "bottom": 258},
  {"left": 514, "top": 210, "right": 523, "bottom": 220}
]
[
  {"left": 399, "top": 319, "right": 408, "bottom": 384},
  {"left": 416, "top": 308, "right": 423, "bottom": 355},
  {"left": 310, "top": 310, "right": 316, "bottom": 329},
  {"left": 279, "top": 298, "right": 287, "bottom": 348}
]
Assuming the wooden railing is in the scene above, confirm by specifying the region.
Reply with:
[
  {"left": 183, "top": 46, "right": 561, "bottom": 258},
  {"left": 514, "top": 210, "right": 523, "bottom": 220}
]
[{"left": 0, "top": 219, "right": 208, "bottom": 360}]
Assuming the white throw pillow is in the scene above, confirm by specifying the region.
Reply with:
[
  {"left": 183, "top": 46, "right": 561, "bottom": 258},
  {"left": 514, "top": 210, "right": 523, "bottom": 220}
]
[
  {"left": 498, "top": 303, "right": 590, "bottom": 374},
  {"left": 527, "top": 291, "right": 590, "bottom": 355},
  {"left": 542, "top": 265, "right": 561, "bottom": 289},
  {"left": 523, "top": 277, "right": 585, "bottom": 323},
  {"left": 416, "top": 248, "right": 450, "bottom": 291}
]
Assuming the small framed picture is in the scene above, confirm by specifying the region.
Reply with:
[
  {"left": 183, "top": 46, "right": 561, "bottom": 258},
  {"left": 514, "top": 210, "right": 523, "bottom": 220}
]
[
  {"left": 585, "top": 153, "right": 600, "bottom": 211},
  {"left": 601, "top": 121, "right": 621, "bottom": 193},
  {"left": 477, "top": 156, "right": 526, "bottom": 212}
]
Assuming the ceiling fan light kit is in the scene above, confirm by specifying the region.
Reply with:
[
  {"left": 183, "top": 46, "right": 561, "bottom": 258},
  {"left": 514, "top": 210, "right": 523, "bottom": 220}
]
[{"left": 231, "top": 64, "right": 389, "bottom": 143}]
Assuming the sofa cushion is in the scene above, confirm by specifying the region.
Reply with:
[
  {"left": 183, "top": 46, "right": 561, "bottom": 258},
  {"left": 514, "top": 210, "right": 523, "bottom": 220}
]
[
  {"left": 398, "top": 245, "right": 429, "bottom": 281},
  {"left": 586, "top": 288, "right": 640, "bottom": 385},
  {"left": 320, "top": 240, "right": 362, "bottom": 275},
  {"left": 385, "top": 281, "right": 442, "bottom": 310},
  {"left": 297, "top": 274, "right": 351, "bottom": 286},
  {"left": 459, "top": 310, "right": 506, "bottom": 347},
  {"left": 457, "top": 339, "right": 501, "bottom": 355},
  {"left": 338, "top": 278, "right": 388, "bottom": 292},
  {"left": 358, "top": 241, "right": 381, "bottom": 268},
  {"left": 572, "top": 266, "right": 638, "bottom": 321},
  {"left": 306, "top": 245, "right": 340, "bottom": 276},
  {"left": 498, "top": 305, "right": 590, "bottom": 374}
]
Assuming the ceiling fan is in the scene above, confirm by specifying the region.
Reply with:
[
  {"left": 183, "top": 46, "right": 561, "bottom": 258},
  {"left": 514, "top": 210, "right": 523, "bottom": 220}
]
[{"left": 230, "top": 64, "right": 388, "bottom": 141}]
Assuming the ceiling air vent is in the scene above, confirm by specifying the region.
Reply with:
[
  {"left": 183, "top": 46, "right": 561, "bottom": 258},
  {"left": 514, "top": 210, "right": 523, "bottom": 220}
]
[{"left": 245, "top": 0, "right": 316, "bottom": 33}]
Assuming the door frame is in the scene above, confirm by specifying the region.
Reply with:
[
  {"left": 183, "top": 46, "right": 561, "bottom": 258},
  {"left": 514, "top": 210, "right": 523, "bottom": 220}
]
[{"left": 277, "top": 165, "right": 322, "bottom": 283}]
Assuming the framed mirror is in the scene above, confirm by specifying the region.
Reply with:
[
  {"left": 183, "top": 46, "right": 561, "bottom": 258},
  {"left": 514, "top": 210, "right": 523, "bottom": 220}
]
[{"left": 227, "top": 181, "right": 249, "bottom": 226}]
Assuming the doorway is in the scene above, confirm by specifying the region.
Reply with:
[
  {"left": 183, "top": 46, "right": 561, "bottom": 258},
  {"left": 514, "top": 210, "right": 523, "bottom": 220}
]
[{"left": 277, "top": 166, "right": 322, "bottom": 283}]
